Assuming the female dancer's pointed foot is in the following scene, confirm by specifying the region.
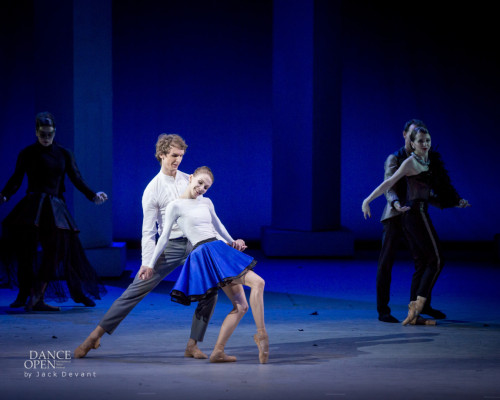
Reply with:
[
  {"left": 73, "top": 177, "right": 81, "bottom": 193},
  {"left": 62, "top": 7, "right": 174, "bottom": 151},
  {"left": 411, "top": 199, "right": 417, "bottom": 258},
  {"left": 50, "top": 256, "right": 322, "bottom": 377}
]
[
  {"left": 254, "top": 331, "right": 269, "bottom": 364},
  {"left": 209, "top": 349, "right": 237, "bottom": 363},
  {"left": 402, "top": 296, "right": 427, "bottom": 326},
  {"left": 74, "top": 336, "right": 101, "bottom": 358},
  {"left": 184, "top": 340, "right": 208, "bottom": 359}
]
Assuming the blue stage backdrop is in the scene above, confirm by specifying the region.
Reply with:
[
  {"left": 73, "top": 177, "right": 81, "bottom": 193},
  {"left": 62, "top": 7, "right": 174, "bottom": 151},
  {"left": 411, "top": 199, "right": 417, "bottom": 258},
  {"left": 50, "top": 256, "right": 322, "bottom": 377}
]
[{"left": 1, "top": 0, "right": 498, "bottom": 246}]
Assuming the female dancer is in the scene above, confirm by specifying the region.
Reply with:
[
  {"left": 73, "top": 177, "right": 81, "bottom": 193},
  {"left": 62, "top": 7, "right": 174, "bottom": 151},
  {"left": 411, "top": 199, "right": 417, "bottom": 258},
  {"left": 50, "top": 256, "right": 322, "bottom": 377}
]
[
  {"left": 0, "top": 112, "right": 108, "bottom": 310},
  {"left": 144, "top": 166, "right": 269, "bottom": 363},
  {"left": 362, "top": 126, "right": 469, "bottom": 325}
]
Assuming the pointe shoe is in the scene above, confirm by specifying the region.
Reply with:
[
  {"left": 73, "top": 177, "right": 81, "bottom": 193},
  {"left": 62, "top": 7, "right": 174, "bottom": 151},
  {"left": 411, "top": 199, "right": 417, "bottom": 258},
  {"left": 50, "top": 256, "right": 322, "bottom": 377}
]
[
  {"left": 402, "top": 296, "right": 427, "bottom": 326},
  {"left": 209, "top": 350, "right": 237, "bottom": 363},
  {"left": 74, "top": 337, "right": 101, "bottom": 359},
  {"left": 413, "top": 316, "right": 437, "bottom": 326},
  {"left": 185, "top": 346, "right": 208, "bottom": 359},
  {"left": 253, "top": 332, "right": 269, "bottom": 364}
]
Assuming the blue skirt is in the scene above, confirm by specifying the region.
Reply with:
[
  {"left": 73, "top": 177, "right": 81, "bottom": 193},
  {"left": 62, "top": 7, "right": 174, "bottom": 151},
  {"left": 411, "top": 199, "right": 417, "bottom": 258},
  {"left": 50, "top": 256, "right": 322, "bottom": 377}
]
[{"left": 171, "top": 239, "right": 257, "bottom": 305}]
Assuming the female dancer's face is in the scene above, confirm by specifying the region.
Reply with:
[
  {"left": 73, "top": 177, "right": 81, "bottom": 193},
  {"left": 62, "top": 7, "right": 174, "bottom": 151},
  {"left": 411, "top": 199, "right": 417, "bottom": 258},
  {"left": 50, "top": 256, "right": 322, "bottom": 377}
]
[
  {"left": 188, "top": 173, "right": 213, "bottom": 199},
  {"left": 411, "top": 132, "right": 431, "bottom": 156},
  {"left": 36, "top": 126, "right": 55, "bottom": 147}
]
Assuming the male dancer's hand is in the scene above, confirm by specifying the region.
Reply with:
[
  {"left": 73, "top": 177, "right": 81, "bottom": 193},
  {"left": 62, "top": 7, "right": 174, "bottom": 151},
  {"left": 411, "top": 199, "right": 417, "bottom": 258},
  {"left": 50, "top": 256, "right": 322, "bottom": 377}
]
[
  {"left": 138, "top": 265, "right": 154, "bottom": 280},
  {"left": 232, "top": 239, "right": 247, "bottom": 252},
  {"left": 456, "top": 198, "right": 471, "bottom": 208},
  {"left": 93, "top": 191, "right": 108, "bottom": 205}
]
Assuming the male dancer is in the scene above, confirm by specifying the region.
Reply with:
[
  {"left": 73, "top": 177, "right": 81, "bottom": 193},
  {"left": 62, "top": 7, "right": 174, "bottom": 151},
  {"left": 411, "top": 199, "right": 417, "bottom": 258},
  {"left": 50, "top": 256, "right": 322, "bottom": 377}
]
[
  {"left": 75, "top": 134, "right": 246, "bottom": 358},
  {"left": 377, "top": 119, "right": 446, "bottom": 323}
]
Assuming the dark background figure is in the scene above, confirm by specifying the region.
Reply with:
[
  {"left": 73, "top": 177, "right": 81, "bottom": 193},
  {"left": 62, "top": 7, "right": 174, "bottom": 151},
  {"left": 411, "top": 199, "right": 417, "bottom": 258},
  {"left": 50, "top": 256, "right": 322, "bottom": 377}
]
[
  {"left": 364, "top": 126, "right": 470, "bottom": 324},
  {"left": 376, "top": 120, "right": 467, "bottom": 322},
  {"left": 0, "top": 112, "right": 108, "bottom": 311},
  {"left": 376, "top": 119, "right": 440, "bottom": 323}
]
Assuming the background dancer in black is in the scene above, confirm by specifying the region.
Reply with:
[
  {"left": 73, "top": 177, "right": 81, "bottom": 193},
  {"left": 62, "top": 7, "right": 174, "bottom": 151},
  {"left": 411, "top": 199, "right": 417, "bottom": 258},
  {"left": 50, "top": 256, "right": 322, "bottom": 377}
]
[
  {"left": 363, "top": 126, "right": 470, "bottom": 324},
  {"left": 0, "top": 112, "right": 108, "bottom": 311},
  {"left": 376, "top": 119, "right": 427, "bottom": 323}
]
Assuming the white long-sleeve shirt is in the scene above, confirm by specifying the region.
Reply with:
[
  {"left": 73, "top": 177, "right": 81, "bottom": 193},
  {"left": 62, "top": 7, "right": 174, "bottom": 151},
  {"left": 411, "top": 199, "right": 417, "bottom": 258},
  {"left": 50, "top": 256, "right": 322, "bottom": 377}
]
[
  {"left": 146, "top": 197, "right": 234, "bottom": 268},
  {"left": 141, "top": 170, "right": 190, "bottom": 266}
]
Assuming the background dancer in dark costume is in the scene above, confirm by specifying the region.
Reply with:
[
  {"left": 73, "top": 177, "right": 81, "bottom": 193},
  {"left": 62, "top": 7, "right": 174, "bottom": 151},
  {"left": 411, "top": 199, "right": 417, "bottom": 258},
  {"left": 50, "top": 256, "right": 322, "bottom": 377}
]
[
  {"left": 376, "top": 119, "right": 427, "bottom": 323},
  {"left": 0, "top": 112, "right": 108, "bottom": 311},
  {"left": 375, "top": 119, "right": 453, "bottom": 322},
  {"left": 146, "top": 166, "right": 268, "bottom": 364},
  {"left": 362, "top": 126, "right": 470, "bottom": 325}
]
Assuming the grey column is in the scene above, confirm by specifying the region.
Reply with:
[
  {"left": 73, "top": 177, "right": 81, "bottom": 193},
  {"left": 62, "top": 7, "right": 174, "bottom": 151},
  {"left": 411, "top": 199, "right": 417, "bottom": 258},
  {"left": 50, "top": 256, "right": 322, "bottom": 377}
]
[
  {"left": 33, "top": 0, "right": 125, "bottom": 276},
  {"left": 261, "top": 0, "right": 353, "bottom": 256}
]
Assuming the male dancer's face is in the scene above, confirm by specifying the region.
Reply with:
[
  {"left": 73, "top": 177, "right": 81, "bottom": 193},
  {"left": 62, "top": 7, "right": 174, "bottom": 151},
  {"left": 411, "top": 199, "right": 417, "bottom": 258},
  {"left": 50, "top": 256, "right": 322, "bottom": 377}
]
[
  {"left": 160, "top": 146, "right": 185, "bottom": 176},
  {"left": 403, "top": 124, "right": 418, "bottom": 153},
  {"left": 36, "top": 126, "right": 55, "bottom": 147}
]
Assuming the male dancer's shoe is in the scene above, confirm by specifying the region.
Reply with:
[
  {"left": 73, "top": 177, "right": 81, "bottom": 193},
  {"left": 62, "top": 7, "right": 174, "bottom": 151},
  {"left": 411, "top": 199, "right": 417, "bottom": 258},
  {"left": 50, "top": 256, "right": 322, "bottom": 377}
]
[
  {"left": 10, "top": 292, "right": 28, "bottom": 308},
  {"left": 421, "top": 306, "right": 446, "bottom": 319},
  {"left": 32, "top": 300, "right": 61, "bottom": 312},
  {"left": 74, "top": 336, "right": 101, "bottom": 358},
  {"left": 184, "top": 339, "right": 208, "bottom": 359},
  {"left": 378, "top": 314, "right": 399, "bottom": 323},
  {"left": 209, "top": 344, "right": 237, "bottom": 363},
  {"left": 75, "top": 296, "right": 96, "bottom": 307},
  {"left": 25, "top": 292, "right": 60, "bottom": 312}
]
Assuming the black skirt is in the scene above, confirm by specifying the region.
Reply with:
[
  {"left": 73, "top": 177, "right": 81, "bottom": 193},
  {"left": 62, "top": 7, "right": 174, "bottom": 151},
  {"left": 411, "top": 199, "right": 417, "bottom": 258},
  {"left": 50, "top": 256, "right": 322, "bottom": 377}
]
[{"left": 1, "top": 193, "right": 106, "bottom": 302}]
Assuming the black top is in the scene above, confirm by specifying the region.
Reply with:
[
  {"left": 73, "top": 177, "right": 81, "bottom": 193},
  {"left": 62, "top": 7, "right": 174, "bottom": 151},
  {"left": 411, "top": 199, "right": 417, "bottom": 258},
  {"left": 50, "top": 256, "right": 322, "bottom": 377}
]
[
  {"left": 1, "top": 141, "right": 96, "bottom": 201},
  {"left": 406, "top": 170, "right": 432, "bottom": 202},
  {"left": 390, "top": 147, "right": 461, "bottom": 209}
]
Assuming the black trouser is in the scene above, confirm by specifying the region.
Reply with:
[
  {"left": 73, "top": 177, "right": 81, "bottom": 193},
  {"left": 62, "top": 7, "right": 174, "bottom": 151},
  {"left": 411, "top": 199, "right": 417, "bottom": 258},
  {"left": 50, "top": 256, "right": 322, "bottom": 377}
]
[
  {"left": 402, "top": 201, "right": 443, "bottom": 303},
  {"left": 377, "top": 216, "right": 403, "bottom": 315},
  {"left": 15, "top": 201, "right": 87, "bottom": 301},
  {"left": 15, "top": 204, "right": 60, "bottom": 297}
]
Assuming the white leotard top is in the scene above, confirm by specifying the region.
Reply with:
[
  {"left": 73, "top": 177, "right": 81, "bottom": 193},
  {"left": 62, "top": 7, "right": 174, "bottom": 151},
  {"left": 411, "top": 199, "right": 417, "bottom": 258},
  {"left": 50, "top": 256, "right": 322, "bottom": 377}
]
[{"left": 146, "top": 197, "right": 234, "bottom": 268}]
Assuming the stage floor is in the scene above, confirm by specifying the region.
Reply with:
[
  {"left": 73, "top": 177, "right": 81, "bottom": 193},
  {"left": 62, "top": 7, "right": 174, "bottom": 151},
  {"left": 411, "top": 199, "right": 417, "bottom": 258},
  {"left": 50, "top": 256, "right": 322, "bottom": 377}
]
[{"left": 1, "top": 249, "right": 499, "bottom": 400}]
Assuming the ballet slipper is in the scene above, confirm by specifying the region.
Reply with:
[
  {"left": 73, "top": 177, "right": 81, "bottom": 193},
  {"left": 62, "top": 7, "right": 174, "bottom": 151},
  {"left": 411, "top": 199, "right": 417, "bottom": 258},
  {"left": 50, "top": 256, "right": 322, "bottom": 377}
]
[
  {"left": 209, "top": 346, "right": 237, "bottom": 363},
  {"left": 253, "top": 331, "right": 269, "bottom": 364},
  {"left": 402, "top": 296, "right": 427, "bottom": 326},
  {"left": 74, "top": 336, "right": 101, "bottom": 358},
  {"left": 209, "top": 351, "right": 237, "bottom": 363},
  {"left": 184, "top": 344, "right": 208, "bottom": 359}
]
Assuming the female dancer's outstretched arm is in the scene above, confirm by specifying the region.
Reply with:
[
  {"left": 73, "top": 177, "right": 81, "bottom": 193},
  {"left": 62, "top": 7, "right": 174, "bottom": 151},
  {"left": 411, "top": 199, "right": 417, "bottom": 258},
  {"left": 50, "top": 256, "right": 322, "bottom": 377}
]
[{"left": 362, "top": 157, "right": 413, "bottom": 219}]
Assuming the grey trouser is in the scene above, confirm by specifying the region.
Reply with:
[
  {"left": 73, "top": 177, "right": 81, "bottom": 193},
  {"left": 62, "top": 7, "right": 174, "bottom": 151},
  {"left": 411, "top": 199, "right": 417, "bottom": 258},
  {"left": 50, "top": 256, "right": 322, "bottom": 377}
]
[{"left": 98, "top": 238, "right": 217, "bottom": 342}]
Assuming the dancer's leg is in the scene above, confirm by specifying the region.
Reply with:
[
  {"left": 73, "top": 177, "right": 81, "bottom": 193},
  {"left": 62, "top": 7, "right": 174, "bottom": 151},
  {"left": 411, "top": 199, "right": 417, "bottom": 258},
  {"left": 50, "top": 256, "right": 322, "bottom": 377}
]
[
  {"left": 75, "top": 239, "right": 212, "bottom": 358},
  {"left": 376, "top": 217, "right": 401, "bottom": 321},
  {"left": 10, "top": 229, "right": 37, "bottom": 307},
  {"left": 209, "top": 284, "right": 248, "bottom": 363},
  {"left": 233, "top": 271, "right": 265, "bottom": 331},
  {"left": 232, "top": 270, "right": 268, "bottom": 363}
]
